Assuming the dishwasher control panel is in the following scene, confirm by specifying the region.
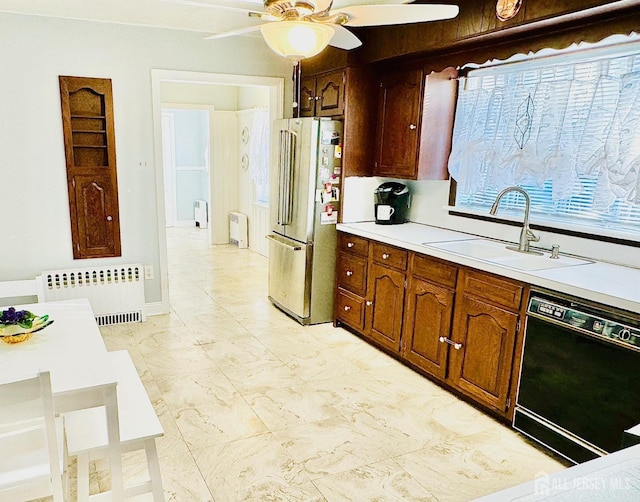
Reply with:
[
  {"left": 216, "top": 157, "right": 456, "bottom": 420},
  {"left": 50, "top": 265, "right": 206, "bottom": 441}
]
[{"left": 528, "top": 296, "right": 640, "bottom": 351}]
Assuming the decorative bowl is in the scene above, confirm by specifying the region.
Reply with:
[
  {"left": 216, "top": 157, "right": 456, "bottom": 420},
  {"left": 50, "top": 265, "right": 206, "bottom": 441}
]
[
  {"left": 2, "top": 332, "right": 33, "bottom": 344},
  {"left": 0, "top": 308, "right": 51, "bottom": 344}
]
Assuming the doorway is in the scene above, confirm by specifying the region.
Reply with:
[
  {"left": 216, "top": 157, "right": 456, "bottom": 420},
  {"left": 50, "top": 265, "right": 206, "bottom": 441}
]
[
  {"left": 151, "top": 69, "right": 284, "bottom": 315},
  {"left": 161, "top": 105, "right": 212, "bottom": 230}
]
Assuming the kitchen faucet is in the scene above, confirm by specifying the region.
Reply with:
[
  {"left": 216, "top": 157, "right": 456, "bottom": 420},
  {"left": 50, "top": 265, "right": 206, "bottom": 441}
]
[{"left": 489, "top": 187, "right": 542, "bottom": 255}]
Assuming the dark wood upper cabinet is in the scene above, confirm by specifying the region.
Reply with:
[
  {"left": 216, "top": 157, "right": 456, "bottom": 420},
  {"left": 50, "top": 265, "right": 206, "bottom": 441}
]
[
  {"left": 299, "top": 69, "right": 345, "bottom": 117},
  {"left": 59, "top": 76, "right": 121, "bottom": 259},
  {"left": 316, "top": 70, "right": 345, "bottom": 117},
  {"left": 374, "top": 68, "right": 424, "bottom": 179},
  {"left": 299, "top": 76, "right": 316, "bottom": 117}
]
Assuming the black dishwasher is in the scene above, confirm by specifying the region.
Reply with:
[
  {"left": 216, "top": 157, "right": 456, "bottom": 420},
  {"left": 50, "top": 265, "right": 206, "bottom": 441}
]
[{"left": 514, "top": 289, "right": 640, "bottom": 464}]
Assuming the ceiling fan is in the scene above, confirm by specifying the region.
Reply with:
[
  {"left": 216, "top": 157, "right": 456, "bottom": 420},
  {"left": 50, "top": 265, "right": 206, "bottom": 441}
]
[{"left": 166, "top": 0, "right": 459, "bottom": 59}]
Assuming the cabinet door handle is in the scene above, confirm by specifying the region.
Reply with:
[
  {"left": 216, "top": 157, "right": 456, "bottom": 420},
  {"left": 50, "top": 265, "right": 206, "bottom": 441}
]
[
  {"left": 347, "top": 242, "right": 354, "bottom": 248},
  {"left": 106, "top": 215, "right": 113, "bottom": 221},
  {"left": 344, "top": 305, "right": 351, "bottom": 311},
  {"left": 439, "top": 336, "right": 462, "bottom": 350},
  {"left": 409, "top": 124, "right": 417, "bottom": 130},
  {"left": 346, "top": 270, "right": 353, "bottom": 276},
  {"left": 382, "top": 253, "right": 390, "bottom": 260},
  {"left": 366, "top": 301, "right": 372, "bottom": 306}
]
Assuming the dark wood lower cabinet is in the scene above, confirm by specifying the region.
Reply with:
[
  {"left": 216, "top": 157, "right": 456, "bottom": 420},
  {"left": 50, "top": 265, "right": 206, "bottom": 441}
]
[
  {"left": 448, "top": 293, "right": 519, "bottom": 413},
  {"left": 366, "top": 263, "right": 405, "bottom": 353},
  {"left": 333, "top": 232, "right": 525, "bottom": 420},
  {"left": 402, "top": 276, "right": 454, "bottom": 380}
]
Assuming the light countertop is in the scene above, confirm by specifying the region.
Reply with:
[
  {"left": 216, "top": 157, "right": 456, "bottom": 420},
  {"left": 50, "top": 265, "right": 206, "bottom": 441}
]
[{"left": 336, "top": 221, "right": 640, "bottom": 315}]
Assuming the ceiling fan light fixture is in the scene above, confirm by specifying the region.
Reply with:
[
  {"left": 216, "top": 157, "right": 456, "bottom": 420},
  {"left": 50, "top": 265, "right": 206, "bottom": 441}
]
[{"left": 261, "top": 21, "right": 335, "bottom": 60}]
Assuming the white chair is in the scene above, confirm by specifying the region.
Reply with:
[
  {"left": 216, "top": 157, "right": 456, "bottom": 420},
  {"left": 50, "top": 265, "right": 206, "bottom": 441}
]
[
  {"left": 0, "top": 371, "right": 66, "bottom": 502},
  {"left": 63, "top": 350, "right": 165, "bottom": 501},
  {"left": 0, "top": 278, "right": 44, "bottom": 304}
]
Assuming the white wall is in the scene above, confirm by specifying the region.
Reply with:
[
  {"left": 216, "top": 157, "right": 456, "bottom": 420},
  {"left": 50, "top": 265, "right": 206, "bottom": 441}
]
[
  {"left": 238, "top": 87, "right": 271, "bottom": 110},
  {"left": 0, "top": 13, "right": 291, "bottom": 304},
  {"left": 343, "top": 177, "right": 640, "bottom": 269},
  {"left": 161, "top": 83, "right": 238, "bottom": 110}
]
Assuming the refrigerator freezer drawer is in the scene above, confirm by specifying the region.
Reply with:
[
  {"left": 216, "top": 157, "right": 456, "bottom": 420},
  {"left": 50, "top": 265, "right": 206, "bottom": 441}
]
[{"left": 267, "top": 234, "right": 310, "bottom": 320}]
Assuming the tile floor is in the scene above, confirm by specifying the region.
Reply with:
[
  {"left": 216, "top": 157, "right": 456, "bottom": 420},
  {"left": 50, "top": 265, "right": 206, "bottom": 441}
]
[{"left": 94, "top": 227, "right": 565, "bottom": 501}]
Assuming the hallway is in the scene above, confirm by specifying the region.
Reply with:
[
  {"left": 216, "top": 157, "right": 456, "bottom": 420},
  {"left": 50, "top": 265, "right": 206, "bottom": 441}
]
[{"left": 98, "top": 227, "right": 564, "bottom": 501}]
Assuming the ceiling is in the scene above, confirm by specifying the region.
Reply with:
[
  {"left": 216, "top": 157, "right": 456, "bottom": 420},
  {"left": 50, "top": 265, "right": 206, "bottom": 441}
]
[{"left": 0, "top": 0, "right": 395, "bottom": 39}]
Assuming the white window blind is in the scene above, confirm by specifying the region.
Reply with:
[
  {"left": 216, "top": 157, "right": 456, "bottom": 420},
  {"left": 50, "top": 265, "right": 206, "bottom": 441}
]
[{"left": 449, "top": 36, "right": 640, "bottom": 236}]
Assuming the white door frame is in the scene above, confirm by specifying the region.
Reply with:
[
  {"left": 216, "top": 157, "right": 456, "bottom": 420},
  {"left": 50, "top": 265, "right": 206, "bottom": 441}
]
[{"left": 151, "top": 69, "right": 284, "bottom": 315}]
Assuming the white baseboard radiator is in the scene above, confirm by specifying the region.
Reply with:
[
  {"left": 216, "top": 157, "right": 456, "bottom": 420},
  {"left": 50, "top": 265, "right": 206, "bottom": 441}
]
[
  {"left": 40, "top": 264, "right": 146, "bottom": 326},
  {"left": 194, "top": 199, "right": 208, "bottom": 229},
  {"left": 229, "top": 212, "right": 248, "bottom": 248}
]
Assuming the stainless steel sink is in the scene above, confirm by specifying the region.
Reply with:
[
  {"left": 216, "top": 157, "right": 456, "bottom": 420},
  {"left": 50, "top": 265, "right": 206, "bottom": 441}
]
[{"left": 422, "top": 239, "right": 593, "bottom": 271}]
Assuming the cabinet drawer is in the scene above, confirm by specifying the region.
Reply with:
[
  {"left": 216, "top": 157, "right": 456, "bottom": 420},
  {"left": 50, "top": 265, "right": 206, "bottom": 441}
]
[
  {"left": 460, "top": 269, "right": 524, "bottom": 311},
  {"left": 411, "top": 253, "right": 457, "bottom": 288},
  {"left": 337, "top": 252, "right": 367, "bottom": 296},
  {"left": 336, "top": 288, "right": 365, "bottom": 330},
  {"left": 372, "top": 243, "right": 407, "bottom": 271},
  {"left": 338, "top": 233, "right": 369, "bottom": 258}
]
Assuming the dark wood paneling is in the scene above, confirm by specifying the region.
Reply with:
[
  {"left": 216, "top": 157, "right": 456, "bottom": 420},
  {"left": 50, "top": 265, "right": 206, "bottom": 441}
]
[
  {"left": 355, "top": 0, "right": 640, "bottom": 64},
  {"left": 526, "top": 0, "right": 605, "bottom": 21},
  {"left": 300, "top": 46, "right": 349, "bottom": 75}
]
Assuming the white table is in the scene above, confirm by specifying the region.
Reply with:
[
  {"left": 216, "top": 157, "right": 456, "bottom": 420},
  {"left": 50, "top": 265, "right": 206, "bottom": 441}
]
[
  {"left": 0, "top": 298, "right": 124, "bottom": 499},
  {"left": 474, "top": 444, "right": 640, "bottom": 501}
]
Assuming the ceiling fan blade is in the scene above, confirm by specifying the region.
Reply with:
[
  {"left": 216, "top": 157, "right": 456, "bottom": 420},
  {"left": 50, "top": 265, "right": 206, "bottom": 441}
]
[
  {"left": 160, "top": 0, "right": 265, "bottom": 16},
  {"left": 329, "top": 25, "right": 362, "bottom": 50},
  {"left": 338, "top": 4, "right": 459, "bottom": 27},
  {"left": 205, "top": 24, "right": 263, "bottom": 39}
]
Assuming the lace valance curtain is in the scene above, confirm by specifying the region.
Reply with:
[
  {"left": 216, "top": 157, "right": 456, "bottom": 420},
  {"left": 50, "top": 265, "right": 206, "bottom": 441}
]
[
  {"left": 449, "top": 37, "right": 640, "bottom": 211},
  {"left": 248, "top": 106, "right": 270, "bottom": 186}
]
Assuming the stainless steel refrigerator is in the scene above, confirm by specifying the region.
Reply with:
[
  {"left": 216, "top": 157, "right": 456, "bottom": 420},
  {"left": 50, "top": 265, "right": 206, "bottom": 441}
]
[{"left": 267, "top": 117, "right": 343, "bottom": 325}]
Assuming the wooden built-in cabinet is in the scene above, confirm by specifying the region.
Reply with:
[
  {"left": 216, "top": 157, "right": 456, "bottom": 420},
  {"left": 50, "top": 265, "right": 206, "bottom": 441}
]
[
  {"left": 373, "top": 66, "right": 458, "bottom": 180},
  {"left": 335, "top": 233, "right": 370, "bottom": 331},
  {"left": 299, "top": 69, "right": 345, "bottom": 117},
  {"left": 366, "top": 243, "right": 407, "bottom": 352},
  {"left": 448, "top": 270, "right": 524, "bottom": 413},
  {"left": 59, "top": 76, "right": 121, "bottom": 259},
  {"left": 402, "top": 254, "right": 457, "bottom": 380},
  {"left": 335, "top": 231, "right": 526, "bottom": 419},
  {"left": 374, "top": 68, "right": 424, "bottom": 179}
]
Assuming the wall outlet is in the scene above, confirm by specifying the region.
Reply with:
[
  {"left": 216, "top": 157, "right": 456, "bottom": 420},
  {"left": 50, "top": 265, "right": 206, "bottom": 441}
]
[{"left": 144, "top": 265, "right": 154, "bottom": 280}]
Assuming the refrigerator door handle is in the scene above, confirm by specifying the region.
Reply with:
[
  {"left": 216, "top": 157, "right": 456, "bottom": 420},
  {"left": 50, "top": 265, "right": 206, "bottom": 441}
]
[
  {"left": 266, "top": 234, "right": 302, "bottom": 251},
  {"left": 282, "top": 130, "right": 296, "bottom": 226},
  {"left": 277, "top": 131, "right": 286, "bottom": 225}
]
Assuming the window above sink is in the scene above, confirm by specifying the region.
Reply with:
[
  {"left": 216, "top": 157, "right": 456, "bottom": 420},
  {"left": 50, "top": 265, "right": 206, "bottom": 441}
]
[{"left": 448, "top": 33, "right": 640, "bottom": 243}]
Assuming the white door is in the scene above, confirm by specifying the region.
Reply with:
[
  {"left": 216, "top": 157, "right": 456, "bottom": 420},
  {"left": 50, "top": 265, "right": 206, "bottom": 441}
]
[{"left": 161, "top": 112, "right": 177, "bottom": 227}]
